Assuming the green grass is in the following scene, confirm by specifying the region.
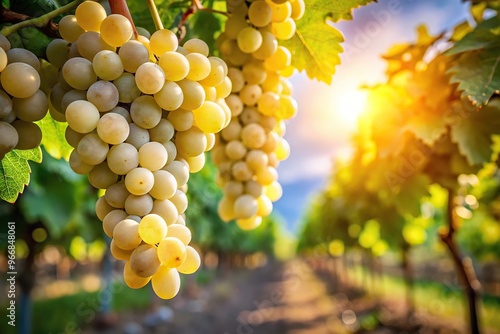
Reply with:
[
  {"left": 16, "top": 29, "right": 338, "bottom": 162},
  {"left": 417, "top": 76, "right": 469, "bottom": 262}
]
[{"left": 348, "top": 266, "right": 500, "bottom": 331}]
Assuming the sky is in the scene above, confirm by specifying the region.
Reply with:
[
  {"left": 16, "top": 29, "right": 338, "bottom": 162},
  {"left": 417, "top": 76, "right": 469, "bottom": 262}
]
[{"left": 273, "top": 0, "right": 471, "bottom": 233}]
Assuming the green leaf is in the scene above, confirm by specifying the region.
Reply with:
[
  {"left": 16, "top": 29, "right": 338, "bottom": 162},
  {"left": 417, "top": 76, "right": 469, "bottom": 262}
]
[
  {"left": 37, "top": 113, "right": 72, "bottom": 160},
  {"left": 282, "top": 0, "right": 374, "bottom": 83},
  {"left": 187, "top": 9, "right": 225, "bottom": 55},
  {"left": 20, "top": 150, "right": 99, "bottom": 239},
  {"left": 0, "top": 148, "right": 42, "bottom": 203},
  {"left": 405, "top": 113, "right": 448, "bottom": 146},
  {"left": 448, "top": 47, "right": 500, "bottom": 107},
  {"left": 326, "top": 0, "right": 377, "bottom": 22},
  {"left": 446, "top": 16, "right": 500, "bottom": 106},
  {"left": 446, "top": 16, "right": 500, "bottom": 56},
  {"left": 393, "top": 173, "right": 430, "bottom": 217},
  {"left": 450, "top": 99, "right": 500, "bottom": 165}
]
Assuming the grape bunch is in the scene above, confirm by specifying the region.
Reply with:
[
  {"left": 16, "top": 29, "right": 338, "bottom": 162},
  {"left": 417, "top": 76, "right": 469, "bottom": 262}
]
[
  {"left": 0, "top": 35, "right": 48, "bottom": 159},
  {"left": 212, "top": 0, "right": 303, "bottom": 230},
  {"left": 48, "top": 1, "right": 231, "bottom": 299}
]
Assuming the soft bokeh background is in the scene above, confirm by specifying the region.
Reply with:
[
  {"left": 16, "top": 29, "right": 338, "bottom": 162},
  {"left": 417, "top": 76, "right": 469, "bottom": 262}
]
[{"left": 274, "top": 0, "right": 471, "bottom": 232}]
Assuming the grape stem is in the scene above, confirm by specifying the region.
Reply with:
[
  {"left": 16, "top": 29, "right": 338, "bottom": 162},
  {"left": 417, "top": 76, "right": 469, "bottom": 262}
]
[
  {"left": 0, "top": 0, "right": 85, "bottom": 36},
  {"left": 146, "top": 0, "right": 164, "bottom": 30},
  {"left": 192, "top": 0, "right": 229, "bottom": 17}
]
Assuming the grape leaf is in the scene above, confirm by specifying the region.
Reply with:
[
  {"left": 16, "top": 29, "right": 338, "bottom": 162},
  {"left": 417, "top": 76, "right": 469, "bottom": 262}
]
[
  {"left": 450, "top": 99, "right": 500, "bottom": 165},
  {"left": 446, "top": 16, "right": 500, "bottom": 106},
  {"left": 0, "top": 148, "right": 42, "bottom": 203},
  {"left": 323, "top": 0, "right": 375, "bottom": 22},
  {"left": 448, "top": 47, "right": 500, "bottom": 107},
  {"left": 37, "top": 114, "right": 72, "bottom": 160},
  {"left": 282, "top": 0, "right": 374, "bottom": 83}
]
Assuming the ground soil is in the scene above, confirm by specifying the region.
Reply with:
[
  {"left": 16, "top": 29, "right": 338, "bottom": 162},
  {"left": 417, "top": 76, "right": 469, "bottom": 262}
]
[{"left": 85, "top": 259, "right": 500, "bottom": 334}]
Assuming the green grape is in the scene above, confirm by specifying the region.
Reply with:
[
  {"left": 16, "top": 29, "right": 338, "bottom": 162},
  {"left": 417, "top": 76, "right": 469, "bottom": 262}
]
[
  {"left": 95, "top": 197, "right": 115, "bottom": 222},
  {"left": 185, "top": 53, "right": 211, "bottom": 81},
  {"left": 149, "top": 119, "right": 175, "bottom": 143},
  {"left": 176, "top": 246, "right": 201, "bottom": 274},
  {"left": 66, "top": 100, "right": 100, "bottom": 134},
  {"left": 151, "top": 199, "right": 179, "bottom": 225},
  {"left": 236, "top": 215, "right": 262, "bottom": 230},
  {"left": 58, "top": 15, "right": 85, "bottom": 43},
  {"left": 135, "top": 62, "right": 165, "bottom": 95},
  {"left": 113, "top": 219, "right": 142, "bottom": 250},
  {"left": 88, "top": 161, "right": 119, "bottom": 189},
  {"left": 1, "top": 63, "right": 40, "bottom": 98},
  {"left": 100, "top": 14, "right": 133, "bottom": 47},
  {"left": 139, "top": 142, "right": 168, "bottom": 171},
  {"left": 7, "top": 48, "right": 41, "bottom": 71},
  {"left": 272, "top": 18, "right": 296, "bottom": 40},
  {"left": 93, "top": 50, "right": 124, "bottom": 80},
  {"left": 77, "top": 133, "right": 109, "bottom": 165},
  {"left": 158, "top": 52, "right": 189, "bottom": 81},
  {"left": 114, "top": 72, "right": 142, "bottom": 103},
  {"left": 62, "top": 57, "right": 97, "bottom": 90},
  {"left": 130, "top": 95, "right": 162, "bottom": 129},
  {"left": 183, "top": 38, "right": 209, "bottom": 56},
  {"left": 157, "top": 237, "right": 187, "bottom": 268},
  {"left": 105, "top": 182, "right": 129, "bottom": 209},
  {"left": 151, "top": 266, "right": 180, "bottom": 299},
  {"left": 130, "top": 244, "right": 161, "bottom": 277},
  {"left": 234, "top": 194, "right": 258, "bottom": 219},
  {"left": 225, "top": 140, "right": 247, "bottom": 160},
  {"left": 75, "top": 1, "right": 107, "bottom": 32},
  {"left": 0, "top": 122, "right": 18, "bottom": 156},
  {"left": 125, "top": 167, "right": 155, "bottom": 195},
  {"left": 192, "top": 101, "right": 227, "bottom": 133},
  {"left": 150, "top": 170, "right": 177, "bottom": 200},
  {"left": 124, "top": 260, "right": 151, "bottom": 289},
  {"left": 153, "top": 81, "right": 184, "bottom": 111},
  {"left": 69, "top": 149, "right": 94, "bottom": 174},
  {"left": 77, "top": 31, "right": 115, "bottom": 61},
  {"left": 107, "top": 143, "right": 139, "bottom": 175},
  {"left": 118, "top": 40, "right": 150, "bottom": 73},
  {"left": 12, "top": 90, "right": 48, "bottom": 122},
  {"left": 139, "top": 214, "right": 168, "bottom": 245},
  {"left": 237, "top": 27, "right": 263, "bottom": 53},
  {"left": 124, "top": 194, "right": 154, "bottom": 217},
  {"left": 102, "top": 210, "right": 128, "bottom": 237},
  {"left": 167, "top": 109, "right": 194, "bottom": 132},
  {"left": 170, "top": 190, "right": 188, "bottom": 214},
  {"left": 248, "top": 1, "right": 272, "bottom": 27},
  {"left": 126, "top": 123, "right": 150, "bottom": 149},
  {"left": 178, "top": 80, "right": 206, "bottom": 110},
  {"left": 166, "top": 224, "right": 191, "bottom": 245},
  {"left": 110, "top": 239, "right": 134, "bottom": 261},
  {"left": 150, "top": 29, "right": 178, "bottom": 56},
  {"left": 163, "top": 160, "right": 189, "bottom": 187},
  {"left": 11, "top": 121, "right": 42, "bottom": 150},
  {"left": 87, "top": 81, "right": 119, "bottom": 111},
  {"left": 176, "top": 127, "right": 207, "bottom": 158},
  {"left": 97, "top": 113, "right": 130, "bottom": 145}
]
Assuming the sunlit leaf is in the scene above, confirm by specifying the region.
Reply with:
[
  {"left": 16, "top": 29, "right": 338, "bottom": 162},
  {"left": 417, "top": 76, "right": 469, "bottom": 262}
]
[
  {"left": 0, "top": 148, "right": 42, "bottom": 203},
  {"left": 37, "top": 114, "right": 72, "bottom": 161}
]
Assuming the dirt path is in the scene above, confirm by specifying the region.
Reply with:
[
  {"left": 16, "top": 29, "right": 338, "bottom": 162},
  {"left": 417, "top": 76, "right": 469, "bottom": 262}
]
[{"left": 85, "top": 259, "right": 500, "bottom": 334}]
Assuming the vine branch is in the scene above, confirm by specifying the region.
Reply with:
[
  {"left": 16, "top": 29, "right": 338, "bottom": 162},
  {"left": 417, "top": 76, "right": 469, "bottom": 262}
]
[{"left": 0, "top": 0, "right": 85, "bottom": 37}]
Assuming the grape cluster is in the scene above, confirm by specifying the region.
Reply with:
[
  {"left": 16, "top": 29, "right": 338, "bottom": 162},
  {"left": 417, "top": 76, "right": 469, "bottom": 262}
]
[
  {"left": 212, "top": 0, "right": 303, "bottom": 230},
  {"left": 49, "top": 1, "right": 232, "bottom": 299},
  {"left": 0, "top": 35, "right": 48, "bottom": 159}
]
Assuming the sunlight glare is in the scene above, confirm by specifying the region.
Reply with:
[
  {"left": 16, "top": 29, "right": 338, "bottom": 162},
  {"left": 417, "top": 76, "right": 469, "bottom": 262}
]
[{"left": 334, "top": 89, "right": 369, "bottom": 130}]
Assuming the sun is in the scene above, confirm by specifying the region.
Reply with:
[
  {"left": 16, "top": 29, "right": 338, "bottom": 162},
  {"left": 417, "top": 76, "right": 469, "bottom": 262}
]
[{"left": 333, "top": 88, "right": 369, "bottom": 130}]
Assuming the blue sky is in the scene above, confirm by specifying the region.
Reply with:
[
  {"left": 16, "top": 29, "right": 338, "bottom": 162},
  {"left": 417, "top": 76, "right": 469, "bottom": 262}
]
[{"left": 273, "top": 0, "right": 471, "bottom": 233}]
